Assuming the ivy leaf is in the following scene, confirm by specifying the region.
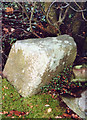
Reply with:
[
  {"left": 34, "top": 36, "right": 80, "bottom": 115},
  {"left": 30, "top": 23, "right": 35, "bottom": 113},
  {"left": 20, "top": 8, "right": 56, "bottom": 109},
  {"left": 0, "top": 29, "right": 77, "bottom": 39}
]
[{"left": 69, "top": 14, "right": 72, "bottom": 18}]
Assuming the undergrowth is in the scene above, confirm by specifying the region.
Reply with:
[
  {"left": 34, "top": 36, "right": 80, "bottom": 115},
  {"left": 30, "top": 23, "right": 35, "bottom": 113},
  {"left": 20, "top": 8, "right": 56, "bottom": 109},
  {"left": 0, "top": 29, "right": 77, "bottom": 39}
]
[{"left": 40, "top": 65, "right": 86, "bottom": 97}]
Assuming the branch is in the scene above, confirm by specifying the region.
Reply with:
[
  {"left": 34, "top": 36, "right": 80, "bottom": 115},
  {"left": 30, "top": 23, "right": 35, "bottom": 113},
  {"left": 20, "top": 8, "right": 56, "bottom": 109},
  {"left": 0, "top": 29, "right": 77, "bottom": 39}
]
[
  {"left": 65, "top": 2, "right": 86, "bottom": 12},
  {"left": 46, "top": 0, "right": 57, "bottom": 26},
  {"left": 46, "top": 1, "right": 69, "bottom": 26},
  {"left": 57, "top": 6, "right": 69, "bottom": 24},
  {"left": 14, "top": 1, "right": 30, "bottom": 21},
  {"left": 29, "top": 2, "right": 41, "bottom": 38},
  {"left": 82, "top": 12, "right": 87, "bottom": 21},
  {"left": 73, "top": 1, "right": 87, "bottom": 22},
  {"left": 29, "top": 2, "right": 36, "bottom": 32}
]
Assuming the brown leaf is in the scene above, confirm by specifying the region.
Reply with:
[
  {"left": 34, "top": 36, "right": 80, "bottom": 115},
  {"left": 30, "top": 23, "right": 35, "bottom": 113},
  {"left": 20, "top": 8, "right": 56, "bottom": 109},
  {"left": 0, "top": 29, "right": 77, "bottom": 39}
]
[
  {"left": 5, "top": 7, "right": 14, "bottom": 13},
  {"left": 71, "top": 114, "right": 79, "bottom": 119},
  {"left": 35, "top": 105, "right": 38, "bottom": 107},
  {"left": 63, "top": 113, "right": 71, "bottom": 118},
  {"left": 3, "top": 28, "right": 9, "bottom": 34},
  {"left": 7, "top": 114, "right": 12, "bottom": 117},
  {"left": 9, "top": 110, "right": 15, "bottom": 114},
  {"left": 2, "top": 88, "right": 4, "bottom": 91},
  {"left": 2, "top": 96, "right": 4, "bottom": 100},
  {"left": 14, "top": 111, "right": 21, "bottom": 116}
]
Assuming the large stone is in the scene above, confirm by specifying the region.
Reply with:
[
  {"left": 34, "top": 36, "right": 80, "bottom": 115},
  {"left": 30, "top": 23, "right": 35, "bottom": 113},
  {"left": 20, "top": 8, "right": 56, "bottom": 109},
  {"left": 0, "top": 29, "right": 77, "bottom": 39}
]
[
  {"left": 62, "top": 90, "right": 87, "bottom": 119},
  {"left": 3, "top": 35, "right": 77, "bottom": 97}
]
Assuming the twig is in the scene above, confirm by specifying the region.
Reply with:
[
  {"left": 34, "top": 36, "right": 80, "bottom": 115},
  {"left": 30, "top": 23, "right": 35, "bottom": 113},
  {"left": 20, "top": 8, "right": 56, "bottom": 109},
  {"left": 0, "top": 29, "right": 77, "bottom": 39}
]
[
  {"left": 46, "top": 0, "right": 56, "bottom": 26},
  {"left": 14, "top": 0, "right": 30, "bottom": 21},
  {"left": 60, "top": 4, "right": 69, "bottom": 9},
  {"left": 57, "top": 6, "right": 69, "bottom": 24},
  {"left": 65, "top": 2, "right": 86, "bottom": 12},
  {"left": 29, "top": 2, "right": 41, "bottom": 38},
  {"left": 82, "top": 12, "right": 87, "bottom": 21},
  {"left": 29, "top": 2, "right": 36, "bottom": 32},
  {"left": 73, "top": 1, "right": 87, "bottom": 22},
  {"left": 46, "top": 1, "right": 69, "bottom": 30},
  {"left": 64, "top": 1, "right": 87, "bottom": 21}
]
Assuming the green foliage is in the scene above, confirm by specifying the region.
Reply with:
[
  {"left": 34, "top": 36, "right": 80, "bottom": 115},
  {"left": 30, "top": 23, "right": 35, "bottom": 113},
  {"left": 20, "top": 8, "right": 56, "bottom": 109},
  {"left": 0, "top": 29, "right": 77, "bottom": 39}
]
[
  {"left": 2, "top": 2, "right": 47, "bottom": 49},
  {"left": 41, "top": 65, "right": 86, "bottom": 95}
]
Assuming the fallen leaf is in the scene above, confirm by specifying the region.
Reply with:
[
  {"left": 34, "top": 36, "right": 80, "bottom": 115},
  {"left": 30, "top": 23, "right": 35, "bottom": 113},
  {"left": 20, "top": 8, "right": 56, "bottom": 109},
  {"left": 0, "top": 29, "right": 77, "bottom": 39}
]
[
  {"left": 11, "top": 28, "right": 15, "bottom": 32},
  {"left": 2, "top": 96, "right": 4, "bottom": 100},
  {"left": 30, "top": 106, "right": 33, "bottom": 108},
  {"left": 66, "top": 108, "right": 70, "bottom": 113},
  {"left": 2, "top": 88, "right": 4, "bottom": 91},
  {"left": 26, "top": 112, "right": 30, "bottom": 115},
  {"left": 63, "top": 113, "right": 71, "bottom": 118},
  {"left": 5, "top": 7, "right": 14, "bottom": 13},
  {"left": 7, "top": 114, "right": 12, "bottom": 117},
  {"left": 35, "top": 105, "right": 38, "bottom": 107},
  {"left": 27, "top": 104, "right": 29, "bottom": 106},
  {"left": 21, "top": 112, "right": 26, "bottom": 116},
  {"left": 9, "top": 110, "right": 15, "bottom": 114},
  {"left": 55, "top": 116, "right": 62, "bottom": 118},
  {"left": 0, "top": 112, "right": 3, "bottom": 115},
  {"left": 47, "top": 108, "right": 52, "bottom": 113},
  {"left": 71, "top": 114, "right": 79, "bottom": 119},
  {"left": 14, "top": 111, "right": 21, "bottom": 116},
  {"left": 10, "top": 95, "right": 13, "bottom": 98},
  {"left": 3, "top": 28, "right": 9, "bottom": 34},
  {"left": 3, "top": 111, "right": 8, "bottom": 114},
  {"left": 11, "top": 116, "right": 15, "bottom": 118},
  {"left": 19, "top": 115, "right": 22, "bottom": 118},
  {"left": 4, "top": 86, "right": 8, "bottom": 89},
  {"left": 45, "top": 104, "right": 50, "bottom": 107}
]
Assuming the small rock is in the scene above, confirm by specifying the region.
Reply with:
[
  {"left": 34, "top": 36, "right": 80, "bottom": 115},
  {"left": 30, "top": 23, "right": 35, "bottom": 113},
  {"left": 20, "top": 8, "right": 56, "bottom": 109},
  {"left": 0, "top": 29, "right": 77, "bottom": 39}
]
[{"left": 47, "top": 108, "right": 52, "bottom": 113}]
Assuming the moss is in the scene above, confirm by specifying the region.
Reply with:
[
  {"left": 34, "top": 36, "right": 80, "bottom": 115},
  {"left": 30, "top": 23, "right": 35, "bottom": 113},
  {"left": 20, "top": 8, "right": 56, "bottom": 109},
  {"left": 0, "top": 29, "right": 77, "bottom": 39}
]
[{"left": 2, "top": 78, "right": 66, "bottom": 118}]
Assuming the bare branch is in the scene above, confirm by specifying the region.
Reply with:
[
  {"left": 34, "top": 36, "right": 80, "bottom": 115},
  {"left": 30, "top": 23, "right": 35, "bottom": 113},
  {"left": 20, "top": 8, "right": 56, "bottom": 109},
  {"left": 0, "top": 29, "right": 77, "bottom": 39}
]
[
  {"left": 82, "top": 12, "right": 87, "bottom": 21},
  {"left": 29, "top": 2, "right": 41, "bottom": 38},
  {"left": 46, "top": 1, "right": 69, "bottom": 26},
  {"left": 14, "top": 1, "right": 30, "bottom": 21},
  {"left": 64, "top": 1, "right": 86, "bottom": 12},
  {"left": 29, "top": 2, "right": 36, "bottom": 32},
  {"left": 46, "top": 0, "right": 58, "bottom": 26},
  {"left": 72, "top": 1, "right": 87, "bottom": 21},
  {"left": 57, "top": 6, "right": 69, "bottom": 24},
  {"left": 62, "top": 1, "right": 87, "bottom": 22}
]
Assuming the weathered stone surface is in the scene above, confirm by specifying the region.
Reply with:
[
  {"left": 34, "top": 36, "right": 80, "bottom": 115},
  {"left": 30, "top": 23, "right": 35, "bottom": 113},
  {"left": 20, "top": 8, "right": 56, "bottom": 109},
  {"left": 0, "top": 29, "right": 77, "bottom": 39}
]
[
  {"left": 3, "top": 35, "right": 77, "bottom": 97},
  {"left": 62, "top": 90, "right": 87, "bottom": 119},
  {"left": 72, "top": 65, "right": 87, "bottom": 82}
]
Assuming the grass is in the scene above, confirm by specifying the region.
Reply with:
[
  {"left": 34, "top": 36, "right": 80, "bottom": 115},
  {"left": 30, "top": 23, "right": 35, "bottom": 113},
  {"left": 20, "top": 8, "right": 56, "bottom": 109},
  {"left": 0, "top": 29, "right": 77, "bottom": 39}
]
[{"left": 2, "top": 78, "right": 66, "bottom": 119}]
